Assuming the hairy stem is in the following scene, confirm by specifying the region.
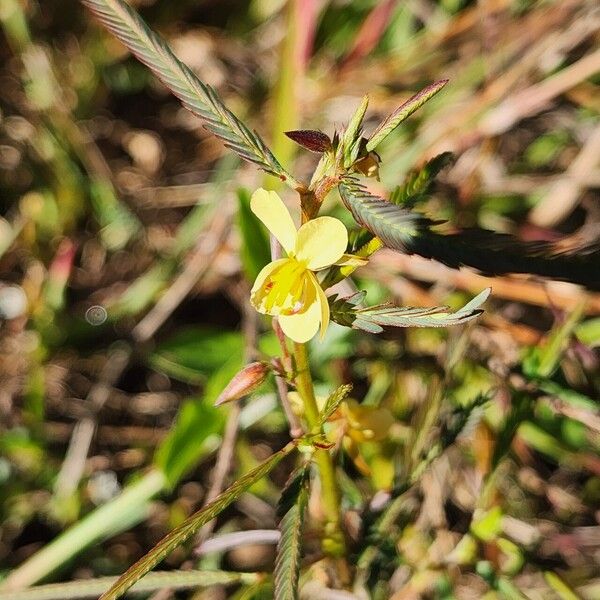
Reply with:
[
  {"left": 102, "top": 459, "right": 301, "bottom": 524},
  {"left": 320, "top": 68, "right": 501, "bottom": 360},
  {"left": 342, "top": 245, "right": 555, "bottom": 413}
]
[{"left": 293, "top": 341, "right": 346, "bottom": 557}]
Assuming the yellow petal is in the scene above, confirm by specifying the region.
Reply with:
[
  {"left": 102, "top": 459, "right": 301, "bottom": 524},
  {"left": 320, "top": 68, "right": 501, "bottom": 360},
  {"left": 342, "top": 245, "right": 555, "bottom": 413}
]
[
  {"left": 250, "top": 258, "right": 289, "bottom": 314},
  {"left": 278, "top": 298, "right": 321, "bottom": 343},
  {"left": 250, "top": 188, "right": 297, "bottom": 254},
  {"left": 344, "top": 400, "right": 394, "bottom": 442},
  {"left": 312, "top": 273, "right": 330, "bottom": 340},
  {"left": 295, "top": 216, "right": 348, "bottom": 270}
]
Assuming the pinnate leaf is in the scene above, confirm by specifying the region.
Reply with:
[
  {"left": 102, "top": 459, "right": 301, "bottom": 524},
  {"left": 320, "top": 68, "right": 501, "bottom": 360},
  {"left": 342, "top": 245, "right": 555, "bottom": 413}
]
[
  {"left": 389, "top": 152, "right": 454, "bottom": 207},
  {"left": 339, "top": 176, "right": 431, "bottom": 254},
  {"left": 100, "top": 442, "right": 297, "bottom": 600},
  {"left": 366, "top": 80, "right": 448, "bottom": 152},
  {"left": 274, "top": 464, "right": 310, "bottom": 600},
  {"left": 320, "top": 384, "right": 353, "bottom": 426},
  {"left": 82, "top": 0, "right": 294, "bottom": 183},
  {"left": 339, "top": 178, "right": 600, "bottom": 289},
  {"left": 331, "top": 289, "right": 490, "bottom": 333}
]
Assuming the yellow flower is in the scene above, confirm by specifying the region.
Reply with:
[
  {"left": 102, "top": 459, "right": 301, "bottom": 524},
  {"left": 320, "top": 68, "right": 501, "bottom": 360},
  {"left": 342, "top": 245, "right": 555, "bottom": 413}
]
[{"left": 250, "top": 188, "right": 354, "bottom": 343}]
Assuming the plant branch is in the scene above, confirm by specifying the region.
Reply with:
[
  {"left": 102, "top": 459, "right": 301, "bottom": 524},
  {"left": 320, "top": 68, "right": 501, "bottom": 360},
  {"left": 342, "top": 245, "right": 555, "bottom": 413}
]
[{"left": 293, "top": 342, "right": 346, "bottom": 557}]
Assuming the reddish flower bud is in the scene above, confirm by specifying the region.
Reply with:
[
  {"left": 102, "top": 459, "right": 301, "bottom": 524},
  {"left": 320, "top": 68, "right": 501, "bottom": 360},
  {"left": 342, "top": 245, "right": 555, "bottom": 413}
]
[
  {"left": 284, "top": 130, "right": 332, "bottom": 153},
  {"left": 214, "top": 361, "right": 270, "bottom": 406}
]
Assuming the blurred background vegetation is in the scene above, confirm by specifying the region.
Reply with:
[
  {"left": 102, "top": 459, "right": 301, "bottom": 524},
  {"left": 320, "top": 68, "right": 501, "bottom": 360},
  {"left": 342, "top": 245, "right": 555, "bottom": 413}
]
[{"left": 0, "top": 0, "right": 598, "bottom": 598}]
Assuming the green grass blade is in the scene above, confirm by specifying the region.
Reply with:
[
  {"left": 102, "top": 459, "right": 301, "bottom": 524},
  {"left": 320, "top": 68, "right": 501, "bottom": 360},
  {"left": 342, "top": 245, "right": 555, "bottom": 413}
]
[
  {"left": 366, "top": 80, "right": 448, "bottom": 152},
  {"left": 237, "top": 187, "right": 271, "bottom": 282},
  {"left": 0, "top": 570, "right": 259, "bottom": 600},
  {"left": 81, "top": 0, "right": 297, "bottom": 185},
  {"left": 1, "top": 470, "right": 166, "bottom": 593},
  {"left": 99, "top": 442, "right": 297, "bottom": 600}
]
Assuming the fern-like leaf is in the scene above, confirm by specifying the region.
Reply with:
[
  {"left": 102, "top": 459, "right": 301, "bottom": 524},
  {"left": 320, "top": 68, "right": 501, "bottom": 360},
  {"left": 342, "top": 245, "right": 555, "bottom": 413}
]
[
  {"left": 331, "top": 289, "right": 489, "bottom": 333},
  {"left": 366, "top": 80, "right": 448, "bottom": 152},
  {"left": 389, "top": 152, "right": 454, "bottom": 207},
  {"left": 99, "top": 442, "right": 296, "bottom": 600},
  {"left": 82, "top": 0, "right": 297, "bottom": 185},
  {"left": 274, "top": 465, "right": 310, "bottom": 600},
  {"left": 320, "top": 384, "right": 353, "bottom": 426},
  {"left": 339, "top": 178, "right": 600, "bottom": 290}
]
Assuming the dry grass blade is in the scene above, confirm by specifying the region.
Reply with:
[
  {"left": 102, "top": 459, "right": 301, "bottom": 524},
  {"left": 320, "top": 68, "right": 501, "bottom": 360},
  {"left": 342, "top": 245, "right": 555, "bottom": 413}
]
[{"left": 81, "top": 0, "right": 298, "bottom": 186}]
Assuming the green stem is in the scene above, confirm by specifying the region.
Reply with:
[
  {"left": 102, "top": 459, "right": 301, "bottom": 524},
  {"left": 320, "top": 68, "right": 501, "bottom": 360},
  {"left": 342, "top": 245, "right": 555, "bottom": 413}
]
[{"left": 293, "top": 342, "right": 346, "bottom": 557}]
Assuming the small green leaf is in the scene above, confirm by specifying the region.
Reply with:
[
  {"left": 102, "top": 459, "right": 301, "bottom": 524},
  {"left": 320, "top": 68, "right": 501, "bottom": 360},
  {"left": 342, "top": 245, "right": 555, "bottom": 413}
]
[
  {"left": 471, "top": 506, "right": 503, "bottom": 542},
  {"left": 149, "top": 328, "right": 244, "bottom": 384},
  {"left": 575, "top": 317, "right": 600, "bottom": 348},
  {"left": 389, "top": 152, "right": 454, "bottom": 207},
  {"left": 366, "top": 80, "right": 448, "bottom": 152},
  {"left": 100, "top": 442, "right": 297, "bottom": 600},
  {"left": 274, "top": 464, "right": 310, "bottom": 600},
  {"left": 237, "top": 187, "right": 271, "bottom": 282},
  {"left": 342, "top": 95, "right": 369, "bottom": 167},
  {"left": 319, "top": 384, "right": 353, "bottom": 426}
]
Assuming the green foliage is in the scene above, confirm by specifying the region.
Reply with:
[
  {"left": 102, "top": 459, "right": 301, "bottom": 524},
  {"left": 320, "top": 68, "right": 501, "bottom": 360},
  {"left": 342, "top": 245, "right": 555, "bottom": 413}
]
[
  {"left": 575, "top": 317, "right": 600, "bottom": 348},
  {"left": 491, "top": 393, "right": 533, "bottom": 472},
  {"left": 100, "top": 443, "right": 297, "bottom": 600},
  {"left": 523, "top": 304, "right": 584, "bottom": 378},
  {"left": 274, "top": 465, "right": 310, "bottom": 600},
  {"left": 319, "top": 384, "right": 353, "bottom": 426},
  {"left": 154, "top": 396, "right": 224, "bottom": 488},
  {"left": 524, "top": 130, "right": 570, "bottom": 168},
  {"left": 0, "top": 570, "right": 259, "bottom": 600},
  {"left": 330, "top": 288, "right": 490, "bottom": 333},
  {"left": 366, "top": 80, "right": 448, "bottom": 152},
  {"left": 82, "top": 0, "right": 296, "bottom": 185},
  {"left": 89, "top": 178, "right": 141, "bottom": 250},
  {"left": 149, "top": 328, "right": 244, "bottom": 384},
  {"left": 339, "top": 177, "right": 600, "bottom": 289},
  {"left": 341, "top": 95, "right": 369, "bottom": 168},
  {"left": 389, "top": 152, "right": 454, "bottom": 207},
  {"left": 237, "top": 187, "right": 271, "bottom": 282}
]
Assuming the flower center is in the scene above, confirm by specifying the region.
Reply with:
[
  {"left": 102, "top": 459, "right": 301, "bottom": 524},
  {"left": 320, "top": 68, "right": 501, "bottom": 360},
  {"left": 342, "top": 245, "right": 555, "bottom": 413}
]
[{"left": 255, "top": 258, "right": 313, "bottom": 315}]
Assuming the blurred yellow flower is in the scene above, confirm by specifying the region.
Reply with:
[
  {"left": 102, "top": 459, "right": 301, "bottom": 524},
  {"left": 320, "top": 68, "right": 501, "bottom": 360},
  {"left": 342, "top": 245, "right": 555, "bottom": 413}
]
[
  {"left": 288, "top": 392, "right": 393, "bottom": 485},
  {"left": 250, "top": 188, "right": 359, "bottom": 343}
]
